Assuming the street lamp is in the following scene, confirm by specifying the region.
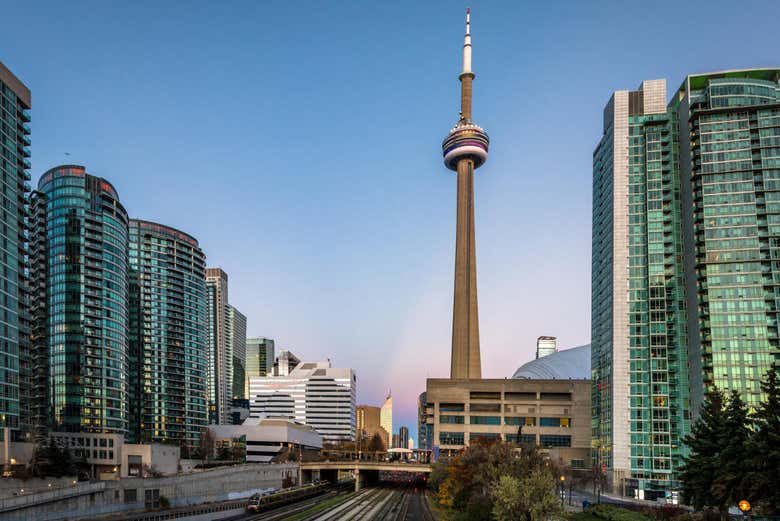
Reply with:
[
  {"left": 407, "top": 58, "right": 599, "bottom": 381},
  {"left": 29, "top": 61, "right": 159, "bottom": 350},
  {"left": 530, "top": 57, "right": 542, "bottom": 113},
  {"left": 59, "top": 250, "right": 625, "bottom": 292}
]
[{"left": 560, "top": 476, "right": 566, "bottom": 506}]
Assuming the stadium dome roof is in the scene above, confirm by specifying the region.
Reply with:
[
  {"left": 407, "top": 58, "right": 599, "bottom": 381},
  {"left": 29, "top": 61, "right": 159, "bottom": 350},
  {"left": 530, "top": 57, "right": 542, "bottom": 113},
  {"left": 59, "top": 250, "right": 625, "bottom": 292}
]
[{"left": 511, "top": 344, "right": 590, "bottom": 380}]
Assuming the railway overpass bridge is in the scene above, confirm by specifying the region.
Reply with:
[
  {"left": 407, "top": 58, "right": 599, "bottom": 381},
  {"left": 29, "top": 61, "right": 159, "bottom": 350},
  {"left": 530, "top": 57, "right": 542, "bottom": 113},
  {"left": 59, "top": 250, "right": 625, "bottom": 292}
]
[{"left": 300, "top": 461, "right": 432, "bottom": 491}]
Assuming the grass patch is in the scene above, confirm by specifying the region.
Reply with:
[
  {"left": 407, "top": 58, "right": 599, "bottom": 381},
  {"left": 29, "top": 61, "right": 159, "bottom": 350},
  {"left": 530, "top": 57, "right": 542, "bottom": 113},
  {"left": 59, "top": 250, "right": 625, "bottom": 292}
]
[
  {"left": 282, "top": 494, "right": 351, "bottom": 521},
  {"left": 568, "top": 511, "right": 607, "bottom": 521},
  {"left": 585, "top": 504, "right": 653, "bottom": 521}
]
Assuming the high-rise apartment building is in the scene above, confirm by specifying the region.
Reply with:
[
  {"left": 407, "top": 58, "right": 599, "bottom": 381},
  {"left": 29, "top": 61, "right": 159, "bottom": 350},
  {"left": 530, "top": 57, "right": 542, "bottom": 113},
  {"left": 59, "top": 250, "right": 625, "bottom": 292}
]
[
  {"left": 675, "top": 70, "right": 780, "bottom": 412},
  {"left": 536, "top": 336, "right": 558, "bottom": 359},
  {"left": 417, "top": 392, "right": 432, "bottom": 451},
  {"left": 398, "top": 426, "right": 409, "bottom": 450},
  {"left": 225, "top": 304, "right": 247, "bottom": 400},
  {"left": 128, "top": 219, "right": 208, "bottom": 448},
  {"left": 0, "top": 63, "right": 31, "bottom": 440},
  {"left": 246, "top": 337, "right": 275, "bottom": 397},
  {"left": 380, "top": 393, "right": 392, "bottom": 444},
  {"left": 248, "top": 361, "right": 356, "bottom": 442},
  {"left": 32, "top": 165, "right": 130, "bottom": 434},
  {"left": 592, "top": 69, "right": 780, "bottom": 498},
  {"left": 356, "top": 404, "right": 388, "bottom": 448},
  {"left": 205, "top": 268, "right": 230, "bottom": 424}
]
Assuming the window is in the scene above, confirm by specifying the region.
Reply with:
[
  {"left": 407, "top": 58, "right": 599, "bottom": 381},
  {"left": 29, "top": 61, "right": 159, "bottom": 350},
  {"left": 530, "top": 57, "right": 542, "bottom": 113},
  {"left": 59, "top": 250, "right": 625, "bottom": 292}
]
[
  {"left": 505, "top": 434, "right": 537, "bottom": 444},
  {"left": 504, "top": 416, "right": 535, "bottom": 426},
  {"left": 439, "top": 432, "right": 465, "bottom": 445},
  {"left": 470, "top": 416, "right": 500, "bottom": 425},
  {"left": 145, "top": 489, "right": 160, "bottom": 509},
  {"left": 540, "top": 417, "right": 571, "bottom": 427},
  {"left": 470, "top": 391, "right": 500, "bottom": 400},
  {"left": 571, "top": 459, "right": 585, "bottom": 469},
  {"left": 440, "top": 403, "right": 465, "bottom": 412},
  {"left": 540, "top": 435, "right": 571, "bottom": 447},
  {"left": 469, "top": 403, "right": 501, "bottom": 412},
  {"left": 470, "top": 433, "right": 500, "bottom": 441},
  {"left": 439, "top": 415, "right": 465, "bottom": 424}
]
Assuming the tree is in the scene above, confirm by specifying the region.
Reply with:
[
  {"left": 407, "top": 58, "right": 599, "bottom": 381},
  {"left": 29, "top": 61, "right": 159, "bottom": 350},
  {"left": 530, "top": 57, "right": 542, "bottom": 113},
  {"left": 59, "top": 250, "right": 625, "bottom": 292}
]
[
  {"left": 198, "top": 429, "right": 215, "bottom": 463},
  {"left": 711, "top": 390, "right": 751, "bottom": 514},
  {"left": 430, "top": 438, "right": 561, "bottom": 520},
  {"left": 747, "top": 369, "right": 780, "bottom": 514},
  {"left": 680, "top": 389, "right": 726, "bottom": 513},
  {"left": 217, "top": 446, "right": 232, "bottom": 461},
  {"left": 367, "top": 433, "right": 386, "bottom": 452},
  {"left": 490, "top": 469, "right": 563, "bottom": 521}
]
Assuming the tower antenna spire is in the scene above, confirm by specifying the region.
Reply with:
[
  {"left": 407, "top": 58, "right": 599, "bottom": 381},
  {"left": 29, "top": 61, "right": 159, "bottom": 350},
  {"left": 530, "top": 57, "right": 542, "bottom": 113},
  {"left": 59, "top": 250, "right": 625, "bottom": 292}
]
[{"left": 462, "top": 8, "right": 472, "bottom": 76}]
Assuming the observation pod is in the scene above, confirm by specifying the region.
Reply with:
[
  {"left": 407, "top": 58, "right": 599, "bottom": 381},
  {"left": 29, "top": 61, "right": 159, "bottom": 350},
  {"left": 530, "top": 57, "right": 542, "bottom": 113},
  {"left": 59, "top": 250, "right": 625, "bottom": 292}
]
[{"left": 442, "top": 123, "right": 490, "bottom": 171}]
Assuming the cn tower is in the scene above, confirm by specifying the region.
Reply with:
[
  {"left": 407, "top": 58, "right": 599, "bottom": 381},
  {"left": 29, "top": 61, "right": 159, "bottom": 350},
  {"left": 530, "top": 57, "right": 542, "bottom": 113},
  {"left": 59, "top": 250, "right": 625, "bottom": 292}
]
[{"left": 442, "top": 8, "right": 489, "bottom": 379}]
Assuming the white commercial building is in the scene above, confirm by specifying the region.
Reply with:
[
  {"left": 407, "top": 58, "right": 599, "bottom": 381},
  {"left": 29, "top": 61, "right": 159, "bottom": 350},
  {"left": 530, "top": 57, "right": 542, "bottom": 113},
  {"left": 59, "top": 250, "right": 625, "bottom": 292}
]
[
  {"left": 248, "top": 361, "right": 356, "bottom": 442},
  {"left": 208, "top": 418, "right": 322, "bottom": 463}
]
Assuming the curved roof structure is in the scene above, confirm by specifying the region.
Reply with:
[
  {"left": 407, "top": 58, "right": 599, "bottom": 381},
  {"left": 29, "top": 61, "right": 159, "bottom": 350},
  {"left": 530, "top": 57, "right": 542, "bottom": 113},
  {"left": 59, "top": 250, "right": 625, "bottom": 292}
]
[{"left": 511, "top": 344, "right": 590, "bottom": 380}]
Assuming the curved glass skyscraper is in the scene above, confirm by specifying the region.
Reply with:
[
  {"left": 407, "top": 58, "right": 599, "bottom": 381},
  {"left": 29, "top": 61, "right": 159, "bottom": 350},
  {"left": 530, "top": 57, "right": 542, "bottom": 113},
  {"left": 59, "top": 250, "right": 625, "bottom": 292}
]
[
  {"left": 128, "top": 219, "right": 208, "bottom": 449},
  {"left": 34, "top": 165, "right": 129, "bottom": 434}
]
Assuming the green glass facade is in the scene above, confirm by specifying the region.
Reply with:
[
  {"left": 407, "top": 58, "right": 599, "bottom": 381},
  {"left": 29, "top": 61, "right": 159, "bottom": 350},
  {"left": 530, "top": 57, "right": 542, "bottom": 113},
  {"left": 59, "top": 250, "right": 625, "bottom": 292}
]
[
  {"left": 593, "top": 80, "right": 690, "bottom": 497},
  {"left": 0, "top": 63, "right": 31, "bottom": 438},
  {"left": 225, "top": 304, "right": 246, "bottom": 400},
  {"left": 128, "top": 219, "right": 208, "bottom": 448},
  {"left": 677, "top": 70, "right": 780, "bottom": 412},
  {"left": 245, "top": 337, "right": 274, "bottom": 396},
  {"left": 35, "top": 165, "right": 129, "bottom": 434},
  {"left": 594, "top": 69, "right": 780, "bottom": 497}
]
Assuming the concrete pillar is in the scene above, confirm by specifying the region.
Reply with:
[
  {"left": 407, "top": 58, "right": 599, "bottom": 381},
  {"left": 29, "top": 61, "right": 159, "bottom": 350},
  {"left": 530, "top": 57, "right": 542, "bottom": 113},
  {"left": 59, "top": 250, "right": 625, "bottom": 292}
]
[{"left": 354, "top": 469, "right": 361, "bottom": 492}]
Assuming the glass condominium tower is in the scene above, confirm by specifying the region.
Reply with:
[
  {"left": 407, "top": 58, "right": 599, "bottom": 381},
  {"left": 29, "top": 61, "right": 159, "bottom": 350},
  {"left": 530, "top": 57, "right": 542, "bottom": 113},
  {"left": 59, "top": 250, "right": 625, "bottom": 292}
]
[
  {"left": 675, "top": 69, "right": 780, "bottom": 413},
  {"left": 128, "top": 219, "right": 208, "bottom": 448},
  {"left": 593, "top": 69, "right": 780, "bottom": 497},
  {"left": 225, "top": 304, "right": 246, "bottom": 400},
  {"left": 0, "top": 63, "right": 31, "bottom": 439},
  {"left": 33, "top": 165, "right": 129, "bottom": 434}
]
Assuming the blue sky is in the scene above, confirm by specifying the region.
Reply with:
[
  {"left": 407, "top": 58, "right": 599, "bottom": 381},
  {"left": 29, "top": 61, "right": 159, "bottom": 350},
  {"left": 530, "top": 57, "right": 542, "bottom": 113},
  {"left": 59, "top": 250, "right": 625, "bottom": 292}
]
[{"left": 4, "top": 0, "right": 779, "bottom": 443}]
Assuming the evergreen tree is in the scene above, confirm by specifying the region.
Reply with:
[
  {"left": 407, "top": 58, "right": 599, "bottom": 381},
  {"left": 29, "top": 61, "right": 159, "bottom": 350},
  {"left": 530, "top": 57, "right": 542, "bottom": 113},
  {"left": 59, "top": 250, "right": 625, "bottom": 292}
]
[
  {"left": 680, "top": 388, "right": 726, "bottom": 512},
  {"left": 712, "top": 391, "right": 751, "bottom": 514},
  {"left": 748, "top": 369, "right": 780, "bottom": 514}
]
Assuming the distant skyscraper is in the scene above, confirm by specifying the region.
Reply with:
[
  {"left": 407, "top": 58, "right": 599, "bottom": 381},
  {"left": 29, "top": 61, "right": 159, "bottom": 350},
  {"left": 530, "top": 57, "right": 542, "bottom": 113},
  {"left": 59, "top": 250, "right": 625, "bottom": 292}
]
[
  {"left": 417, "top": 392, "right": 432, "bottom": 451},
  {"left": 246, "top": 337, "right": 275, "bottom": 396},
  {"left": 408, "top": 438, "right": 414, "bottom": 450},
  {"left": 32, "top": 165, "right": 130, "bottom": 434},
  {"left": 225, "top": 304, "right": 247, "bottom": 400},
  {"left": 592, "top": 69, "right": 780, "bottom": 497},
  {"left": 128, "top": 219, "right": 208, "bottom": 448},
  {"left": 442, "top": 9, "right": 489, "bottom": 379},
  {"left": 380, "top": 393, "right": 392, "bottom": 445},
  {"left": 398, "top": 426, "right": 409, "bottom": 450},
  {"left": 273, "top": 349, "right": 300, "bottom": 376},
  {"left": 356, "top": 404, "right": 388, "bottom": 448},
  {"left": 205, "top": 268, "right": 230, "bottom": 424},
  {"left": 535, "top": 336, "right": 557, "bottom": 359},
  {"left": 0, "top": 63, "right": 31, "bottom": 440},
  {"left": 248, "top": 361, "right": 356, "bottom": 442}
]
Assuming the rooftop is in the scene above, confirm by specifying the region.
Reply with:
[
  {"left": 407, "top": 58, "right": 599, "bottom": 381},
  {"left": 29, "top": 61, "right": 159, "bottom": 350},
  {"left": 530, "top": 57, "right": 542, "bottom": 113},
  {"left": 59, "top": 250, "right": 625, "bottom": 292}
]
[{"left": 512, "top": 344, "right": 590, "bottom": 380}]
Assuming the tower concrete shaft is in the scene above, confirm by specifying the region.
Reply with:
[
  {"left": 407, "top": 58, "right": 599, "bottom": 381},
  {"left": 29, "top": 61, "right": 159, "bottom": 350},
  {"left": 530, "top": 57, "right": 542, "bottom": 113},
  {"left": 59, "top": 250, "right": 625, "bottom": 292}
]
[
  {"left": 451, "top": 156, "right": 481, "bottom": 378},
  {"left": 441, "top": 8, "right": 488, "bottom": 379}
]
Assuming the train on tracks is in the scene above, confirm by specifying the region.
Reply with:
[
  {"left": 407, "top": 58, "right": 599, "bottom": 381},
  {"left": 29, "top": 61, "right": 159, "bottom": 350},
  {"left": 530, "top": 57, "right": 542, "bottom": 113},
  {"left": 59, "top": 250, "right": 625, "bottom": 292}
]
[{"left": 246, "top": 481, "right": 331, "bottom": 513}]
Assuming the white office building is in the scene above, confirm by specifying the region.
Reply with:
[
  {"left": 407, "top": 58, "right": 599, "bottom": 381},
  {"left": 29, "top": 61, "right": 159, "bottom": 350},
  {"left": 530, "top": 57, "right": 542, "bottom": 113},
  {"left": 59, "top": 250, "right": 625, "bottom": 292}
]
[{"left": 248, "top": 361, "right": 356, "bottom": 442}]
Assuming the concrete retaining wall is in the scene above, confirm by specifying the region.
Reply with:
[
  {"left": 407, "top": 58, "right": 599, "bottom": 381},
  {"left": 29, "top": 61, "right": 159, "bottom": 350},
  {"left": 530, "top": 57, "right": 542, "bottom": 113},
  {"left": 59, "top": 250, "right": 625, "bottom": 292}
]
[{"left": 0, "top": 463, "right": 297, "bottom": 521}]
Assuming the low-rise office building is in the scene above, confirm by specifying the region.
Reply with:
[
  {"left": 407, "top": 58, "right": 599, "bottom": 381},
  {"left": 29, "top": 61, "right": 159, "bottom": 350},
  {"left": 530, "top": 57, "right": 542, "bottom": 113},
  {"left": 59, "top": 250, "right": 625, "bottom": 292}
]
[
  {"left": 425, "top": 346, "right": 592, "bottom": 468},
  {"left": 207, "top": 418, "right": 322, "bottom": 463}
]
